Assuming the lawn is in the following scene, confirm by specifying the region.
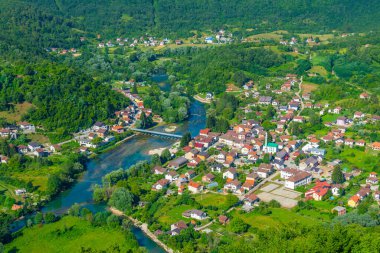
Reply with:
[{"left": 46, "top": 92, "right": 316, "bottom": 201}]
[
  {"left": 157, "top": 204, "right": 193, "bottom": 225},
  {"left": 309, "top": 66, "right": 328, "bottom": 76},
  {"left": 322, "top": 114, "right": 339, "bottom": 123},
  {"left": 5, "top": 216, "right": 138, "bottom": 253},
  {"left": 195, "top": 193, "right": 238, "bottom": 211},
  {"left": 231, "top": 208, "right": 321, "bottom": 230}
]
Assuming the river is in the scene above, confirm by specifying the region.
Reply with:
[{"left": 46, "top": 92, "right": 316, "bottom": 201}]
[{"left": 38, "top": 98, "right": 206, "bottom": 252}]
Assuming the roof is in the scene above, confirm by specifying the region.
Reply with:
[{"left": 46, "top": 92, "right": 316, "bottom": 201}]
[
  {"left": 188, "top": 181, "right": 201, "bottom": 189},
  {"left": 287, "top": 171, "right": 311, "bottom": 183},
  {"left": 245, "top": 193, "right": 259, "bottom": 202},
  {"left": 350, "top": 195, "right": 360, "bottom": 203},
  {"left": 266, "top": 142, "right": 278, "bottom": 148}
]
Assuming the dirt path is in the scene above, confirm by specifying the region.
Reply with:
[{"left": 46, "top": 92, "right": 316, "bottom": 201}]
[{"left": 193, "top": 95, "right": 211, "bottom": 104}]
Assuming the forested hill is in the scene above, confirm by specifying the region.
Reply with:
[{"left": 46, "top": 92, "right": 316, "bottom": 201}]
[{"left": 5, "top": 0, "right": 379, "bottom": 39}]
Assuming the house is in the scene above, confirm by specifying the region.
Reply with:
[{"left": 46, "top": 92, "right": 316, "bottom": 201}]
[
  {"left": 152, "top": 179, "right": 170, "bottom": 191},
  {"left": 211, "top": 163, "right": 223, "bottom": 173},
  {"left": 206, "top": 92, "right": 213, "bottom": 100},
  {"left": 199, "top": 128, "right": 211, "bottom": 136},
  {"left": 167, "top": 157, "right": 188, "bottom": 170},
  {"left": 17, "top": 145, "right": 28, "bottom": 154},
  {"left": 348, "top": 195, "right": 360, "bottom": 208},
  {"left": 243, "top": 81, "right": 254, "bottom": 90},
  {"left": 15, "top": 189, "right": 26, "bottom": 196},
  {"left": 357, "top": 187, "right": 371, "bottom": 200},
  {"left": 257, "top": 164, "right": 273, "bottom": 179},
  {"left": 182, "top": 210, "right": 207, "bottom": 220},
  {"left": 258, "top": 96, "right": 272, "bottom": 105},
  {"left": 93, "top": 121, "right": 107, "bottom": 131},
  {"left": 336, "top": 117, "right": 347, "bottom": 126},
  {"left": 183, "top": 171, "right": 194, "bottom": 180},
  {"left": 223, "top": 168, "right": 238, "bottom": 180},
  {"left": 299, "top": 156, "right": 319, "bottom": 170},
  {"left": 18, "top": 121, "right": 35, "bottom": 133},
  {"left": 188, "top": 181, "right": 203, "bottom": 194},
  {"left": 165, "top": 171, "right": 179, "bottom": 182},
  {"left": 359, "top": 92, "right": 369, "bottom": 99},
  {"left": 332, "top": 107, "right": 342, "bottom": 114},
  {"left": 28, "top": 142, "right": 41, "bottom": 152},
  {"left": 305, "top": 181, "right": 331, "bottom": 201},
  {"left": 370, "top": 142, "right": 380, "bottom": 151},
  {"left": 111, "top": 125, "right": 124, "bottom": 133},
  {"left": 332, "top": 206, "right": 346, "bottom": 216},
  {"left": 366, "top": 172, "right": 378, "bottom": 185},
  {"left": 202, "top": 173, "right": 215, "bottom": 183},
  {"left": 96, "top": 128, "right": 107, "bottom": 138},
  {"left": 284, "top": 171, "right": 312, "bottom": 190},
  {"left": 293, "top": 116, "right": 304, "bottom": 123},
  {"left": 280, "top": 168, "right": 300, "bottom": 179},
  {"left": 263, "top": 142, "right": 278, "bottom": 154},
  {"left": 153, "top": 166, "right": 166, "bottom": 175},
  {"left": 224, "top": 180, "right": 241, "bottom": 193},
  {"left": 34, "top": 148, "right": 48, "bottom": 157},
  {"left": 275, "top": 150, "right": 289, "bottom": 162},
  {"left": 244, "top": 193, "right": 259, "bottom": 207},
  {"left": 0, "top": 155, "right": 9, "bottom": 163},
  {"left": 281, "top": 82, "right": 291, "bottom": 91},
  {"left": 170, "top": 221, "right": 188, "bottom": 236},
  {"left": 353, "top": 112, "right": 365, "bottom": 119},
  {"left": 344, "top": 138, "right": 355, "bottom": 147},
  {"left": 219, "top": 215, "right": 229, "bottom": 225},
  {"left": 331, "top": 184, "right": 343, "bottom": 196},
  {"left": 355, "top": 140, "right": 366, "bottom": 147},
  {"left": 241, "top": 180, "right": 255, "bottom": 192}
]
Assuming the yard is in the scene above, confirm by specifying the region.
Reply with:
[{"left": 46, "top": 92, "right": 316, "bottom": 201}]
[
  {"left": 5, "top": 216, "right": 137, "bottom": 253},
  {"left": 322, "top": 114, "right": 340, "bottom": 123},
  {"left": 195, "top": 193, "right": 238, "bottom": 211}
]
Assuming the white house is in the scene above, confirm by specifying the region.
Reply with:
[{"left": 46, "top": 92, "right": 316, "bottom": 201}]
[
  {"left": 285, "top": 171, "right": 312, "bottom": 189},
  {"left": 223, "top": 168, "right": 237, "bottom": 180}
]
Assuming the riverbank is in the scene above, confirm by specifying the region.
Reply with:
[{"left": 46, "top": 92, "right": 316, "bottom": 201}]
[
  {"left": 193, "top": 94, "right": 211, "bottom": 104},
  {"left": 109, "top": 207, "right": 174, "bottom": 253}
]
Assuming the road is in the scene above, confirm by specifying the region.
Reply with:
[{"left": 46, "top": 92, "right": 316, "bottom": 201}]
[
  {"left": 285, "top": 76, "right": 304, "bottom": 135},
  {"left": 295, "top": 76, "right": 304, "bottom": 116}
]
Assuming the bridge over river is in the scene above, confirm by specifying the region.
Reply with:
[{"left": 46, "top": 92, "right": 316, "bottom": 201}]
[{"left": 130, "top": 128, "right": 183, "bottom": 139}]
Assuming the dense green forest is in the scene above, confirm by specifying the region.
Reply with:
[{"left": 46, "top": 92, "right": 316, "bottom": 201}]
[{"left": 1, "top": 0, "right": 380, "bottom": 43}]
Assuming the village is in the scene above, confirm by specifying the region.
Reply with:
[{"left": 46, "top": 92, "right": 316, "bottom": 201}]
[{"left": 140, "top": 74, "right": 380, "bottom": 236}]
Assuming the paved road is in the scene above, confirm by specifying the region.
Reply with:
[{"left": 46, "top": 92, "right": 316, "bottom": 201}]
[
  {"left": 285, "top": 76, "right": 304, "bottom": 135},
  {"left": 295, "top": 76, "right": 304, "bottom": 116}
]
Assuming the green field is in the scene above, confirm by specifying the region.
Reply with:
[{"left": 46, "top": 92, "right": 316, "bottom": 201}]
[
  {"left": 322, "top": 114, "right": 339, "bottom": 123},
  {"left": 5, "top": 216, "right": 139, "bottom": 253},
  {"left": 195, "top": 193, "right": 238, "bottom": 211},
  {"left": 325, "top": 146, "right": 380, "bottom": 172},
  {"left": 230, "top": 208, "right": 322, "bottom": 229}
]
